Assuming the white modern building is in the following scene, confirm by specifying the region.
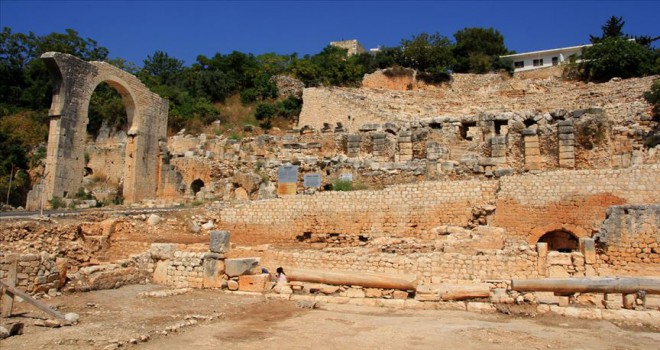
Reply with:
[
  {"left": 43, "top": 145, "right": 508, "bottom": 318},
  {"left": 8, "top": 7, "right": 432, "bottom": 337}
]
[{"left": 501, "top": 44, "right": 591, "bottom": 72}]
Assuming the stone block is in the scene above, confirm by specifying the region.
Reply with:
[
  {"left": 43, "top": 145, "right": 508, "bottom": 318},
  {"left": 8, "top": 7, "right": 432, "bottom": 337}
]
[
  {"left": 202, "top": 259, "right": 225, "bottom": 288},
  {"left": 466, "top": 302, "right": 496, "bottom": 313},
  {"left": 558, "top": 126, "right": 574, "bottom": 134},
  {"left": 209, "top": 230, "right": 230, "bottom": 254},
  {"left": 392, "top": 290, "right": 409, "bottom": 299},
  {"left": 224, "top": 258, "right": 260, "bottom": 277},
  {"left": 579, "top": 238, "right": 596, "bottom": 264},
  {"left": 491, "top": 149, "right": 506, "bottom": 158},
  {"left": 365, "top": 288, "right": 382, "bottom": 298},
  {"left": 152, "top": 260, "right": 169, "bottom": 285},
  {"left": 150, "top": 244, "right": 176, "bottom": 260},
  {"left": 238, "top": 274, "right": 269, "bottom": 292},
  {"left": 547, "top": 252, "right": 572, "bottom": 265},
  {"left": 345, "top": 288, "right": 366, "bottom": 298},
  {"left": 536, "top": 292, "right": 559, "bottom": 305},
  {"left": 548, "top": 265, "right": 570, "bottom": 278}
]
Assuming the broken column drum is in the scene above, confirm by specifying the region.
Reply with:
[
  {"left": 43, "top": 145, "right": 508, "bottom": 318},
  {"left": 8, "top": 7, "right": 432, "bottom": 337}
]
[{"left": 30, "top": 52, "right": 168, "bottom": 208}]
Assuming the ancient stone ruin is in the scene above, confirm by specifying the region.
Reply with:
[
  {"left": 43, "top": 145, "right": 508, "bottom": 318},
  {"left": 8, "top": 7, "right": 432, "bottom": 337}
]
[
  {"left": 26, "top": 52, "right": 169, "bottom": 209},
  {"left": 1, "top": 55, "right": 659, "bottom": 339}
]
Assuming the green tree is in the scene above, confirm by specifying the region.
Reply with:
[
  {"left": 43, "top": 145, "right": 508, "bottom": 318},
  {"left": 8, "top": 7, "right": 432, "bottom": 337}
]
[
  {"left": 140, "top": 50, "right": 185, "bottom": 87},
  {"left": 400, "top": 32, "right": 454, "bottom": 74},
  {"left": 452, "top": 27, "right": 510, "bottom": 73},
  {"left": 578, "top": 17, "right": 659, "bottom": 81},
  {"left": 590, "top": 16, "right": 626, "bottom": 43},
  {"left": 579, "top": 37, "right": 657, "bottom": 81}
]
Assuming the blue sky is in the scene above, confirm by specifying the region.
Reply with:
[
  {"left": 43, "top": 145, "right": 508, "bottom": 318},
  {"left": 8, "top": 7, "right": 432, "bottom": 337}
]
[{"left": 1, "top": 1, "right": 658, "bottom": 66}]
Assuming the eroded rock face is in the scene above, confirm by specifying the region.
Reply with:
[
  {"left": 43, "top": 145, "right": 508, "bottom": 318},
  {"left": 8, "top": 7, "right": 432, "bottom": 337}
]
[{"left": 233, "top": 172, "right": 263, "bottom": 194}]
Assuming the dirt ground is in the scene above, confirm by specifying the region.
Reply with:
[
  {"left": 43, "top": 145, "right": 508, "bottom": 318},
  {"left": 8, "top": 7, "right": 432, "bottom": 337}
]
[{"left": 1, "top": 284, "right": 659, "bottom": 350}]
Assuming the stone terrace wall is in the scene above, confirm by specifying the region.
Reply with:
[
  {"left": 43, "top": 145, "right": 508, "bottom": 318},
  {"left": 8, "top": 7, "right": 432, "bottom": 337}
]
[
  {"left": 218, "top": 165, "right": 659, "bottom": 246},
  {"left": 218, "top": 179, "right": 499, "bottom": 245},
  {"left": 298, "top": 87, "right": 399, "bottom": 131},
  {"left": 298, "top": 74, "right": 656, "bottom": 132},
  {"left": 257, "top": 248, "right": 539, "bottom": 285},
  {"left": 492, "top": 164, "right": 660, "bottom": 242}
]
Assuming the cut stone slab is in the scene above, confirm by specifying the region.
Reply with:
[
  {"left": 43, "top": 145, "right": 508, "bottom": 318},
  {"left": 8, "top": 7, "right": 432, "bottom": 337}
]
[
  {"left": 202, "top": 259, "right": 225, "bottom": 288},
  {"left": 225, "top": 258, "right": 260, "bottom": 277},
  {"left": 209, "top": 230, "right": 231, "bottom": 254},
  {"left": 238, "top": 274, "right": 269, "bottom": 292}
]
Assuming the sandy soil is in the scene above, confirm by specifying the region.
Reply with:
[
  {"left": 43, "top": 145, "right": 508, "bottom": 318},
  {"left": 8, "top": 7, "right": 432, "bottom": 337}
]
[{"left": 1, "top": 284, "right": 658, "bottom": 350}]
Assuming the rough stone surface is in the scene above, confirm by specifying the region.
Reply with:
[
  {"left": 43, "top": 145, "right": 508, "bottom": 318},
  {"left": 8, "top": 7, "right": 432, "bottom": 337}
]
[
  {"left": 209, "top": 231, "right": 231, "bottom": 254},
  {"left": 224, "top": 258, "right": 260, "bottom": 277}
]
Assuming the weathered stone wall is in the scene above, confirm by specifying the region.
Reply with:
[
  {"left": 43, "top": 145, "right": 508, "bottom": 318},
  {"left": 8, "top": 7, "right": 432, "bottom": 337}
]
[
  {"left": 218, "top": 179, "right": 499, "bottom": 245},
  {"left": 594, "top": 205, "right": 660, "bottom": 277},
  {"left": 254, "top": 248, "right": 539, "bottom": 285},
  {"left": 298, "top": 74, "right": 656, "bottom": 133},
  {"left": 492, "top": 165, "right": 660, "bottom": 241},
  {"left": 218, "top": 165, "right": 659, "bottom": 246},
  {"left": 0, "top": 253, "right": 63, "bottom": 294},
  {"left": 297, "top": 87, "right": 392, "bottom": 132}
]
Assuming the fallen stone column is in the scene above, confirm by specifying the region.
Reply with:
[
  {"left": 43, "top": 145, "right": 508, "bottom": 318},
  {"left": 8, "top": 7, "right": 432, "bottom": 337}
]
[
  {"left": 287, "top": 268, "right": 416, "bottom": 290},
  {"left": 511, "top": 277, "right": 660, "bottom": 294},
  {"left": 439, "top": 284, "right": 491, "bottom": 300}
]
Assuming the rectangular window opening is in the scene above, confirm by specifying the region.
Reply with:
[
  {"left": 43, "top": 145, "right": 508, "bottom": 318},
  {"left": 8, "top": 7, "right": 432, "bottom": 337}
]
[{"left": 533, "top": 58, "right": 544, "bottom": 67}]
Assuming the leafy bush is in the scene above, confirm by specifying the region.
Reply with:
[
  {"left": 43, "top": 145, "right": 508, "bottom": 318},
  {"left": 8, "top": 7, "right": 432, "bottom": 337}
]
[
  {"left": 332, "top": 179, "right": 353, "bottom": 191},
  {"left": 49, "top": 196, "right": 66, "bottom": 209}
]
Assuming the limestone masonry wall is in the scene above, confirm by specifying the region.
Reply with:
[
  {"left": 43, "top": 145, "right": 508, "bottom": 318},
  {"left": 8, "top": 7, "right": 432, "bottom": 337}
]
[
  {"left": 218, "top": 164, "right": 659, "bottom": 246},
  {"left": 492, "top": 164, "right": 660, "bottom": 241},
  {"left": 219, "top": 179, "right": 499, "bottom": 245},
  {"left": 256, "top": 248, "right": 539, "bottom": 285}
]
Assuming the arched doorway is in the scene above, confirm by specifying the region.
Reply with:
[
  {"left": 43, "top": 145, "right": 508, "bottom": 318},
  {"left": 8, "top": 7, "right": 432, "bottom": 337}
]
[
  {"left": 538, "top": 230, "right": 579, "bottom": 253},
  {"left": 83, "top": 81, "right": 131, "bottom": 204},
  {"left": 190, "top": 179, "right": 205, "bottom": 195}
]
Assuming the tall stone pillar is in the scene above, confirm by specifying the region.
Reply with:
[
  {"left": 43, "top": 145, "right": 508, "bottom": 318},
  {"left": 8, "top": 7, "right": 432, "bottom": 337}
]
[
  {"left": 372, "top": 132, "right": 387, "bottom": 162},
  {"left": 346, "top": 134, "right": 361, "bottom": 158},
  {"left": 490, "top": 136, "right": 507, "bottom": 165},
  {"left": 523, "top": 128, "right": 541, "bottom": 171},
  {"left": 398, "top": 131, "right": 413, "bottom": 162},
  {"left": 536, "top": 242, "right": 548, "bottom": 277},
  {"left": 558, "top": 120, "right": 575, "bottom": 169}
]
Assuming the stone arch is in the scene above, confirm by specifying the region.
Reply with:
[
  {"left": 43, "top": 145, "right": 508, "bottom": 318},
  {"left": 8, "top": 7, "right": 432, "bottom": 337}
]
[
  {"left": 537, "top": 230, "right": 579, "bottom": 252},
  {"left": 27, "top": 52, "right": 168, "bottom": 209},
  {"left": 529, "top": 223, "right": 589, "bottom": 245}
]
